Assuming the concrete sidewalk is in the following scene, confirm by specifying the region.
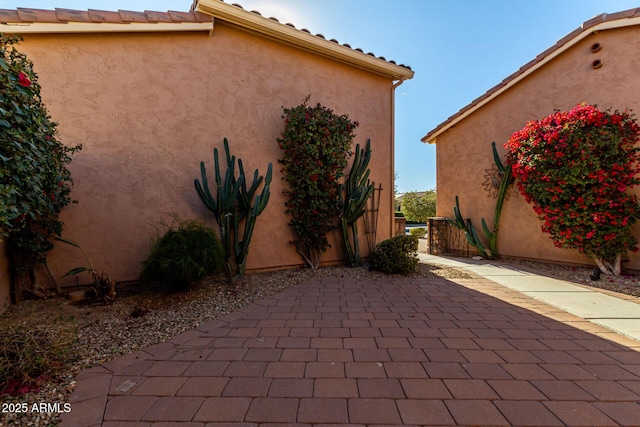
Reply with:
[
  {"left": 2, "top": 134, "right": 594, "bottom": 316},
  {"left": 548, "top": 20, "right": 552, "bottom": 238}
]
[{"left": 420, "top": 254, "right": 640, "bottom": 345}]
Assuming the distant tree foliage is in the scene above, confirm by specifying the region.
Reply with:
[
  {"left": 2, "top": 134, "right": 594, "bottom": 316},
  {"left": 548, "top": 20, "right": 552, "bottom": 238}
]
[{"left": 400, "top": 190, "right": 436, "bottom": 223}]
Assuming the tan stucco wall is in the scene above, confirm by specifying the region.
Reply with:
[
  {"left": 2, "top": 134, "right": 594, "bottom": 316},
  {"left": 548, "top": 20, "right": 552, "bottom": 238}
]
[
  {"left": 17, "top": 24, "right": 394, "bottom": 286},
  {"left": 0, "top": 240, "right": 10, "bottom": 314},
  {"left": 436, "top": 26, "right": 640, "bottom": 270}
]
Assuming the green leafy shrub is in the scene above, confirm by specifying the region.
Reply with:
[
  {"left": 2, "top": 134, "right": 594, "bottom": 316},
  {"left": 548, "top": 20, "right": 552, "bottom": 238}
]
[
  {"left": 1, "top": 322, "right": 75, "bottom": 396},
  {"left": 409, "top": 227, "right": 426, "bottom": 238},
  {"left": 1, "top": 34, "right": 81, "bottom": 299},
  {"left": 278, "top": 96, "right": 357, "bottom": 269},
  {"left": 140, "top": 219, "right": 224, "bottom": 292},
  {"left": 370, "top": 235, "right": 419, "bottom": 274}
]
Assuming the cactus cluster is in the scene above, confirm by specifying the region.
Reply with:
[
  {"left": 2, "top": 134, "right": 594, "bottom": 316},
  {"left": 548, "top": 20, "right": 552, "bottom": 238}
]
[
  {"left": 339, "top": 139, "right": 374, "bottom": 266},
  {"left": 195, "top": 138, "right": 272, "bottom": 277},
  {"left": 452, "top": 141, "right": 513, "bottom": 259}
]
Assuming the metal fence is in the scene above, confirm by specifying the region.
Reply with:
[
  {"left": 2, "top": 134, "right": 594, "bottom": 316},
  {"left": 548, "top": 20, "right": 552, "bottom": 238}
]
[{"left": 427, "top": 217, "right": 469, "bottom": 257}]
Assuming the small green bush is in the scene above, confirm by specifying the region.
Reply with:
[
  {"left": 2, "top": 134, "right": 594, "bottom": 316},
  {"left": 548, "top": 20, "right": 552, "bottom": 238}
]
[
  {"left": 409, "top": 227, "right": 426, "bottom": 238},
  {"left": 370, "top": 235, "right": 419, "bottom": 275},
  {"left": 140, "top": 219, "right": 224, "bottom": 292}
]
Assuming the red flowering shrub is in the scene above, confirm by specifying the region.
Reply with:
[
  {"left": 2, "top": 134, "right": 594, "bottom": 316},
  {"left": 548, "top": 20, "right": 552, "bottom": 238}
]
[
  {"left": 278, "top": 97, "right": 357, "bottom": 268},
  {"left": 506, "top": 104, "right": 640, "bottom": 275}
]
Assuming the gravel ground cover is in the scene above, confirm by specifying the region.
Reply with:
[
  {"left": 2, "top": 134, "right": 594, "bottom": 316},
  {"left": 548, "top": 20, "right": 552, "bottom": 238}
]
[{"left": 1, "top": 253, "right": 639, "bottom": 426}]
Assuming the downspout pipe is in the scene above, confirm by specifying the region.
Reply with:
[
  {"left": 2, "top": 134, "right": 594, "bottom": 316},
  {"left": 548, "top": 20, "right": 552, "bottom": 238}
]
[{"left": 389, "top": 77, "right": 406, "bottom": 239}]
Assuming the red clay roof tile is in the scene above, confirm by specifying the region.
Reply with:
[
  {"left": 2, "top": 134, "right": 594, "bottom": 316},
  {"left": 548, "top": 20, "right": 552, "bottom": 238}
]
[
  {"left": 87, "top": 9, "right": 123, "bottom": 23},
  {"left": 144, "top": 11, "right": 173, "bottom": 23},
  {"left": 0, "top": 9, "right": 20, "bottom": 22},
  {"left": 55, "top": 8, "right": 91, "bottom": 22},
  {"left": 16, "top": 8, "right": 59, "bottom": 23},
  {"left": 168, "top": 10, "right": 197, "bottom": 22},
  {"left": 607, "top": 9, "right": 640, "bottom": 21},
  {"left": 117, "top": 10, "right": 148, "bottom": 23}
]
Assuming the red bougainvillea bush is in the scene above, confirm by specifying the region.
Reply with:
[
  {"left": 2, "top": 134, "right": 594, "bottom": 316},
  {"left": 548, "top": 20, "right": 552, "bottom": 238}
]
[
  {"left": 505, "top": 104, "right": 640, "bottom": 275},
  {"left": 278, "top": 97, "right": 357, "bottom": 269}
]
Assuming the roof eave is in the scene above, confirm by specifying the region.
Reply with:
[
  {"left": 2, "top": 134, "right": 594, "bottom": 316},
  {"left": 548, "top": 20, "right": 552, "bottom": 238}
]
[
  {"left": 0, "top": 21, "right": 214, "bottom": 33},
  {"left": 194, "top": 0, "right": 414, "bottom": 80},
  {"left": 422, "top": 12, "right": 640, "bottom": 144}
]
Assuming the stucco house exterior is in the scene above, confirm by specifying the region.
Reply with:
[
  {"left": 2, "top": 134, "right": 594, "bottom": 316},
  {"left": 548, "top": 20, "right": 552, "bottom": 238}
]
[
  {"left": 423, "top": 8, "right": 640, "bottom": 271},
  {"left": 0, "top": 0, "right": 413, "bottom": 311}
]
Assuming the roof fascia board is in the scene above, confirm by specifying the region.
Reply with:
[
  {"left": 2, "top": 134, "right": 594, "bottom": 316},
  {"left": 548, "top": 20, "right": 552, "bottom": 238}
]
[
  {"left": 0, "top": 21, "right": 214, "bottom": 34},
  {"left": 422, "top": 16, "right": 640, "bottom": 144},
  {"left": 194, "top": 0, "right": 414, "bottom": 80}
]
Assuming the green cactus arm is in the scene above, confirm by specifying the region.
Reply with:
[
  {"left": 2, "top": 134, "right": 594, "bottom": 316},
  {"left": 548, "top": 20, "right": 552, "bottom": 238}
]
[
  {"left": 344, "top": 184, "right": 373, "bottom": 223},
  {"left": 254, "top": 187, "right": 270, "bottom": 216},
  {"left": 492, "top": 141, "right": 506, "bottom": 174},
  {"left": 356, "top": 169, "right": 371, "bottom": 189},
  {"left": 452, "top": 196, "right": 466, "bottom": 229},
  {"left": 265, "top": 162, "right": 273, "bottom": 184},
  {"left": 253, "top": 165, "right": 271, "bottom": 216},
  {"left": 351, "top": 140, "right": 372, "bottom": 189},
  {"left": 469, "top": 224, "right": 488, "bottom": 255},
  {"left": 341, "top": 217, "right": 355, "bottom": 266},
  {"left": 481, "top": 217, "right": 493, "bottom": 240},
  {"left": 213, "top": 147, "right": 222, "bottom": 186},
  {"left": 223, "top": 138, "right": 232, "bottom": 168},
  {"left": 464, "top": 231, "right": 477, "bottom": 247},
  {"left": 228, "top": 173, "right": 244, "bottom": 207},
  {"left": 236, "top": 159, "right": 250, "bottom": 209},
  {"left": 195, "top": 162, "right": 214, "bottom": 208},
  {"left": 493, "top": 162, "right": 513, "bottom": 229},
  {"left": 195, "top": 162, "right": 224, "bottom": 226},
  {"left": 351, "top": 220, "right": 361, "bottom": 266},
  {"left": 194, "top": 179, "right": 215, "bottom": 215},
  {"left": 348, "top": 145, "right": 363, "bottom": 188}
]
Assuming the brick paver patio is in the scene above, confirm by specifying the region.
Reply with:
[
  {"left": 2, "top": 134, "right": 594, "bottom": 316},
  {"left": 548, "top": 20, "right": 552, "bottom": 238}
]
[{"left": 61, "top": 273, "right": 640, "bottom": 426}]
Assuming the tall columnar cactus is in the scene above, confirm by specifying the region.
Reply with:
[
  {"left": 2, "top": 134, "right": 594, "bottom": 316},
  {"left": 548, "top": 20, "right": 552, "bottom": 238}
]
[
  {"left": 234, "top": 158, "right": 272, "bottom": 277},
  {"left": 195, "top": 138, "right": 272, "bottom": 277},
  {"left": 452, "top": 141, "right": 513, "bottom": 259},
  {"left": 339, "top": 139, "right": 374, "bottom": 266}
]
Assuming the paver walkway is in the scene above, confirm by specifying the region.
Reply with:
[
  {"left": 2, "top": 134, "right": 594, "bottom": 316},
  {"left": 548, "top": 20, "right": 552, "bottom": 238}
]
[{"left": 62, "top": 269, "right": 640, "bottom": 426}]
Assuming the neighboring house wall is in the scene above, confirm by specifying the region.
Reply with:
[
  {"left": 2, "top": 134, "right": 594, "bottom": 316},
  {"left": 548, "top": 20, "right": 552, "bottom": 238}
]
[
  {"left": 14, "top": 22, "right": 399, "bottom": 286},
  {"left": 434, "top": 25, "right": 640, "bottom": 269}
]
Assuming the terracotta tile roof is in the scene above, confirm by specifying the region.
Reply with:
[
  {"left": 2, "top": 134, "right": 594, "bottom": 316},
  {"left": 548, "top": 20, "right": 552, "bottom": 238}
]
[
  {"left": 0, "top": 7, "right": 212, "bottom": 25},
  {"left": 0, "top": 2, "right": 412, "bottom": 77},
  {"left": 213, "top": 1, "right": 412, "bottom": 71},
  {"left": 422, "top": 8, "right": 640, "bottom": 144}
]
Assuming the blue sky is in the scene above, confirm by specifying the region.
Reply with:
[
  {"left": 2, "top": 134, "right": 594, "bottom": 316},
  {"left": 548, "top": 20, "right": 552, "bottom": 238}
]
[{"left": 5, "top": 0, "right": 640, "bottom": 192}]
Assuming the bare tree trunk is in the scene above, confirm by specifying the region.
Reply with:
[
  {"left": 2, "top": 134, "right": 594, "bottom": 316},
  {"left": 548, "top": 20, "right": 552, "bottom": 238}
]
[
  {"left": 43, "top": 260, "right": 62, "bottom": 295},
  {"left": 594, "top": 254, "right": 622, "bottom": 276}
]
